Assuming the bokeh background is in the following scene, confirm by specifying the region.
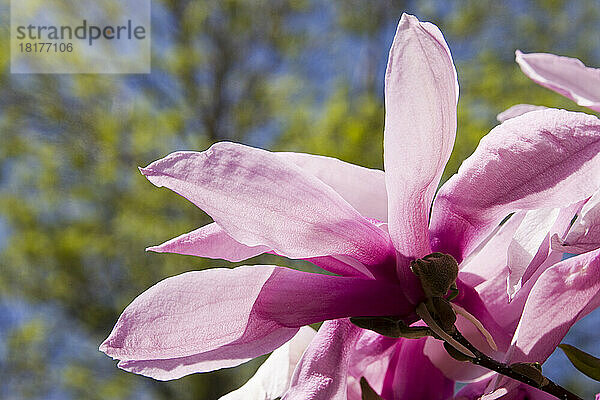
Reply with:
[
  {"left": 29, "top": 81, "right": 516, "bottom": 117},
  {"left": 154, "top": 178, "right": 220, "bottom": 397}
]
[{"left": 1, "top": 0, "right": 600, "bottom": 398}]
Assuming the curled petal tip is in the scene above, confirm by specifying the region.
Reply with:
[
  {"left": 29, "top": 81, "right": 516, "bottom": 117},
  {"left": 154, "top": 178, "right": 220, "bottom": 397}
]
[
  {"left": 98, "top": 340, "right": 113, "bottom": 357},
  {"left": 138, "top": 166, "right": 151, "bottom": 176},
  {"left": 398, "top": 12, "right": 419, "bottom": 25}
]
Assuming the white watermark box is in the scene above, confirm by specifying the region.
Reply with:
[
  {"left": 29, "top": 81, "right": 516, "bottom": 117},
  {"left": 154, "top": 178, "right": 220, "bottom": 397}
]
[{"left": 11, "top": 0, "right": 151, "bottom": 73}]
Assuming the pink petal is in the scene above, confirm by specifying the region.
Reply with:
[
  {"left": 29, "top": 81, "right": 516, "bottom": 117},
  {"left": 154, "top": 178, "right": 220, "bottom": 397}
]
[
  {"left": 388, "top": 338, "right": 454, "bottom": 400},
  {"left": 467, "top": 204, "right": 578, "bottom": 332},
  {"left": 460, "top": 211, "right": 527, "bottom": 331},
  {"left": 115, "top": 348, "right": 269, "bottom": 381},
  {"left": 349, "top": 330, "right": 397, "bottom": 377},
  {"left": 497, "top": 104, "right": 549, "bottom": 123},
  {"left": 347, "top": 331, "right": 398, "bottom": 397},
  {"left": 494, "top": 249, "right": 564, "bottom": 336},
  {"left": 460, "top": 212, "right": 526, "bottom": 285},
  {"left": 148, "top": 222, "right": 378, "bottom": 278},
  {"left": 516, "top": 203, "right": 581, "bottom": 289},
  {"left": 383, "top": 13, "right": 458, "bottom": 259},
  {"left": 453, "top": 377, "right": 494, "bottom": 400},
  {"left": 516, "top": 51, "right": 600, "bottom": 112},
  {"left": 277, "top": 152, "right": 388, "bottom": 222},
  {"left": 141, "top": 143, "right": 394, "bottom": 267},
  {"left": 219, "top": 326, "right": 317, "bottom": 400},
  {"left": 430, "top": 109, "right": 600, "bottom": 262},
  {"left": 147, "top": 222, "right": 269, "bottom": 262},
  {"left": 506, "top": 208, "right": 560, "bottom": 298},
  {"left": 554, "top": 190, "right": 600, "bottom": 254},
  {"left": 100, "top": 266, "right": 411, "bottom": 379},
  {"left": 453, "top": 280, "right": 512, "bottom": 353},
  {"left": 305, "top": 255, "right": 379, "bottom": 279},
  {"left": 458, "top": 378, "right": 559, "bottom": 400},
  {"left": 507, "top": 249, "right": 600, "bottom": 364},
  {"left": 283, "top": 319, "right": 361, "bottom": 400},
  {"left": 454, "top": 378, "right": 514, "bottom": 400}
]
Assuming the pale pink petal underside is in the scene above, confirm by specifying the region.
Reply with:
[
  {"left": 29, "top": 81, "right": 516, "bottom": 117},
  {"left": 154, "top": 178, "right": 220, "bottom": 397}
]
[
  {"left": 554, "top": 190, "right": 600, "bottom": 254},
  {"left": 384, "top": 13, "right": 457, "bottom": 259},
  {"left": 219, "top": 326, "right": 317, "bottom": 400},
  {"left": 141, "top": 143, "right": 394, "bottom": 267},
  {"left": 465, "top": 203, "right": 579, "bottom": 332},
  {"left": 100, "top": 266, "right": 412, "bottom": 379},
  {"left": 148, "top": 222, "right": 376, "bottom": 278},
  {"left": 497, "top": 104, "right": 548, "bottom": 123},
  {"left": 347, "top": 330, "right": 398, "bottom": 398},
  {"left": 507, "top": 249, "right": 600, "bottom": 364},
  {"left": 430, "top": 109, "right": 600, "bottom": 262},
  {"left": 516, "top": 50, "right": 600, "bottom": 112},
  {"left": 277, "top": 152, "right": 388, "bottom": 222},
  {"left": 506, "top": 208, "right": 560, "bottom": 298},
  {"left": 283, "top": 319, "right": 361, "bottom": 400},
  {"left": 147, "top": 222, "right": 269, "bottom": 262}
]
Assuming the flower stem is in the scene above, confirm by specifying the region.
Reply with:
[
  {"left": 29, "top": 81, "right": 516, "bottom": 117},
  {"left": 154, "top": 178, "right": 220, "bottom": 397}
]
[{"left": 450, "top": 331, "right": 583, "bottom": 400}]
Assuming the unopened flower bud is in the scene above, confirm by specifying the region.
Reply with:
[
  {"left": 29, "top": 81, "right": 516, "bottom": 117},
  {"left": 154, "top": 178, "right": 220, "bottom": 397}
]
[{"left": 410, "top": 252, "right": 459, "bottom": 298}]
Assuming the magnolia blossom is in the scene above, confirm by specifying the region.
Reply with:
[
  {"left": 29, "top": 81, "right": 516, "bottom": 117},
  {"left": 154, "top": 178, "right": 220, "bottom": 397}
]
[{"left": 100, "top": 14, "right": 600, "bottom": 399}]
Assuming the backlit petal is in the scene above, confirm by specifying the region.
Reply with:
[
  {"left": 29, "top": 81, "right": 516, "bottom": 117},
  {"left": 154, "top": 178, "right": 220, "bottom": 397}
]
[
  {"left": 516, "top": 51, "right": 600, "bottom": 112},
  {"left": 497, "top": 104, "right": 548, "bottom": 123},
  {"left": 348, "top": 331, "right": 398, "bottom": 397},
  {"left": 219, "top": 326, "right": 317, "bottom": 400},
  {"left": 506, "top": 208, "right": 559, "bottom": 298},
  {"left": 283, "top": 319, "right": 360, "bottom": 400},
  {"left": 100, "top": 266, "right": 411, "bottom": 380},
  {"left": 507, "top": 249, "right": 600, "bottom": 364},
  {"left": 148, "top": 223, "right": 378, "bottom": 278},
  {"left": 388, "top": 338, "right": 454, "bottom": 400},
  {"left": 554, "top": 190, "right": 600, "bottom": 254},
  {"left": 277, "top": 152, "right": 387, "bottom": 222},
  {"left": 384, "top": 13, "right": 457, "bottom": 259},
  {"left": 141, "top": 143, "right": 394, "bottom": 267},
  {"left": 430, "top": 109, "right": 600, "bottom": 262},
  {"left": 147, "top": 222, "right": 268, "bottom": 262}
]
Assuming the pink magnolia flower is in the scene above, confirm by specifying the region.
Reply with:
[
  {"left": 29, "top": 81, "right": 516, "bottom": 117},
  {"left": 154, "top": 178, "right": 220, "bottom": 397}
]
[{"left": 100, "top": 14, "right": 600, "bottom": 399}]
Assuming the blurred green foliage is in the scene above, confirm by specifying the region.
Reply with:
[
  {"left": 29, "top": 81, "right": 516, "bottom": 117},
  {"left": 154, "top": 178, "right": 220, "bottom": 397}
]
[{"left": 1, "top": 0, "right": 599, "bottom": 398}]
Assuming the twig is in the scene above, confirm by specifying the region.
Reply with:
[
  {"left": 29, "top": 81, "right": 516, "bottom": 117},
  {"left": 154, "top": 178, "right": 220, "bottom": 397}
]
[{"left": 451, "top": 331, "right": 583, "bottom": 400}]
